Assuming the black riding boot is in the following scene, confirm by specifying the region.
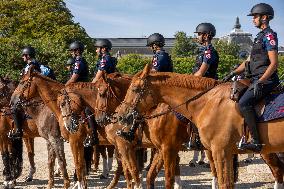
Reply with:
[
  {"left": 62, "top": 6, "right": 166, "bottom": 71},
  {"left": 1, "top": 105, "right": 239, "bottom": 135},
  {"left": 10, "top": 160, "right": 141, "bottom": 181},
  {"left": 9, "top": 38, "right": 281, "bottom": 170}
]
[
  {"left": 117, "top": 122, "right": 139, "bottom": 142},
  {"left": 84, "top": 109, "right": 99, "bottom": 147},
  {"left": 9, "top": 108, "right": 23, "bottom": 139},
  {"left": 239, "top": 109, "right": 262, "bottom": 152}
]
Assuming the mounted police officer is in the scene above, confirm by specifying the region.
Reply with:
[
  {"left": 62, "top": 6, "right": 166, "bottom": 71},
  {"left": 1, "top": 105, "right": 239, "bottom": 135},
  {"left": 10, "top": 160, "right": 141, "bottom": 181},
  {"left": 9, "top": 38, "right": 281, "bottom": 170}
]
[
  {"left": 186, "top": 23, "right": 219, "bottom": 156},
  {"left": 193, "top": 23, "right": 219, "bottom": 79},
  {"left": 66, "top": 41, "right": 89, "bottom": 85},
  {"left": 147, "top": 33, "right": 173, "bottom": 72},
  {"left": 10, "top": 46, "right": 56, "bottom": 138},
  {"left": 66, "top": 41, "right": 99, "bottom": 146},
  {"left": 92, "top": 39, "right": 117, "bottom": 83},
  {"left": 223, "top": 3, "right": 279, "bottom": 152},
  {"left": 119, "top": 33, "right": 173, "bottom": 141}
]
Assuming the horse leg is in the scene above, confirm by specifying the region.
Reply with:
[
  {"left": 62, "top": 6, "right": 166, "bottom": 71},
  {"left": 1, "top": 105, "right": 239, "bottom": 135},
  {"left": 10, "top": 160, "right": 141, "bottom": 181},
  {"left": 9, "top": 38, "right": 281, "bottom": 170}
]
[
  {"left": 46, "top": 142, "right": 56, "bottom": 189},
  {"left": 99, "top": 145, "right": 109, "bottom": 179},
  {"left": 146, "top": 150, "right": 163, "bottom": 189},
  {"left": 107, "top": 145, "right": 115, "bottom": 171},
  {"left": 261, "top": 153, "right": 284, "bottom": 189},
  {"left": 69, "top": 137, "right": 87, "bottom": 189},
  {"left": 162, "top": 147, "right": 178, "bottom": 189},
  {"left": 23, "top": 137, "right": 36, "bottom": 182},
  {"left": 205, "top": 150, "right": 218, "bottom": 189},
  {"left": 212, "top": 150, "right": 234, "bottom": 189},
  {"left": 52, "top": 137, "right": 70, "bottom": 189},
  {"left": 121, "top": 159, "right": 133, "bottom": 189},
  {"left": 174, "top": 155, "right": 182, "bottom": 189},
  {"left": 92, "top": 145, "right": 99, "bottom": 172},
  {"left": 106, "top": 156, "right": 123, "bottom": 189}
]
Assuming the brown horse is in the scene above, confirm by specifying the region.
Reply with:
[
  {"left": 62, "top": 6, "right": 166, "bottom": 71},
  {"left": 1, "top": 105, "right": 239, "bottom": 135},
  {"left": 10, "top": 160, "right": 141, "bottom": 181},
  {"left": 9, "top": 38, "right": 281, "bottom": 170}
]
[
  {"left": 9, "top": 68, "right": 93, "bottom": 189},
  {"left": 115, "top": 64, "right": 284, "bottom": 189},
  {"left": 56, "top": 78, "right": 141, "bottom": 188},
  {"left": 94, "top": 73, "right": 189, "bottom": 189}
]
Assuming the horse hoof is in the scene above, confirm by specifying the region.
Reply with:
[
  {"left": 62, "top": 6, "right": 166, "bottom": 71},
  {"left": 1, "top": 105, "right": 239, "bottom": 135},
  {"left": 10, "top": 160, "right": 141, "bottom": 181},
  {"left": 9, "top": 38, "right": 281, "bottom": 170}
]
[{"left": 25, "top": 176, "right": 33, "bottom": 182}]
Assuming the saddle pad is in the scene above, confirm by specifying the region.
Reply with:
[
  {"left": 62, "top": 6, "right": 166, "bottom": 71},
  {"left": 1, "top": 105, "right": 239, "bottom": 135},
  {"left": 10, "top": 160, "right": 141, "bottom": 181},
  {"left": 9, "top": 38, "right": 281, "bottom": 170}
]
[{"left": 258, "top": 92, "right": 284, "bottom": 122}]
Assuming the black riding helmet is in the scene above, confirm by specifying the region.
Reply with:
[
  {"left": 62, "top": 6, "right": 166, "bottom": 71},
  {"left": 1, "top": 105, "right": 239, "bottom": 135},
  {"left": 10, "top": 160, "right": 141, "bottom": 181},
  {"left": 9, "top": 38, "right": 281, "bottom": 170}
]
[
  {"left": 146, "top": 33, "right": 165, "bottom": 47},
  {"left": 194, "top": 23, "right": 216, "bottom": 37},
  {"left": 22, "top": 46, "right": 36, "bottom": 58},
  {"left": 66, "top": 57, "right": 75, "bottom": 66},
  {"left": 95, "top": 39, "right": 112, "bottom": 50},
  {"left": 69, "top": 41, "right": 84, "bottom": 52},
  {"left": 247, "top": 3, "right": 274, "bottom": 20}
]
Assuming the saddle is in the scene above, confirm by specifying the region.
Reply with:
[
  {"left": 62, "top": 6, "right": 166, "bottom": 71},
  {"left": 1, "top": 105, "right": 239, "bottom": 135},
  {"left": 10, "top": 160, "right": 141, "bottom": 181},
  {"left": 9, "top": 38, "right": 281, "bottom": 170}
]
[{"left": 230, "top": 80, "right": 284, "bottom": 121}]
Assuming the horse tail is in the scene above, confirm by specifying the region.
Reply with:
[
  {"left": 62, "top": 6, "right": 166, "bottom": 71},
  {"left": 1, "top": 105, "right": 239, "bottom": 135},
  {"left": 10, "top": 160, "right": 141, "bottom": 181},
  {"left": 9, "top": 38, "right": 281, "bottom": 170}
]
[
  {"left": 10, "top": 138, "right": 23, "bottom": 179},
  {"left": 2, "top": 152, "right": 12, "bottom": 181},
  {"left": 233, "top": 154, "right": 239, "bottom": 183},
  {"left": 136, "top": 148, "right": 145, "bottom": 172},
  {"left": 84, "top": 146, "right": 93, "bottom": 174}
]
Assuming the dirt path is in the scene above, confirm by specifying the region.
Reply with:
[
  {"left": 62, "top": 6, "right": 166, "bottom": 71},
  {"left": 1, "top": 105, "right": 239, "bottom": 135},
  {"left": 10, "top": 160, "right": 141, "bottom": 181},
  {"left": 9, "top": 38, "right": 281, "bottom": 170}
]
[{"left": 0, "top": 137, "right": 276, "bottom": 188}]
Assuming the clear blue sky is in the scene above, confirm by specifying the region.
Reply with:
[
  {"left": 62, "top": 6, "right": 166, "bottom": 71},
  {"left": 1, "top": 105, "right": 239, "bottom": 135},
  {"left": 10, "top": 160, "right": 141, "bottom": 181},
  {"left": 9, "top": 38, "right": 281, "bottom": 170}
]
[{"left": 65, "top": 0, "right": 284, "bottom": 46}]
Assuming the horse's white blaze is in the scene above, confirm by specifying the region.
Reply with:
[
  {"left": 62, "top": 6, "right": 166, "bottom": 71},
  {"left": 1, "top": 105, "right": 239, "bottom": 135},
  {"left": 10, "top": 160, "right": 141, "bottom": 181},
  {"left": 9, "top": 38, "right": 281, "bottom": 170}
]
[
  {"left": 174, "top": 176, "right": 182, "bottom": 189},
  {"left": 274, "top": 181, "right": 284, "bottom": 189},
  {"left": 212, "top": 177, "right": 218, "bottom": 189}
]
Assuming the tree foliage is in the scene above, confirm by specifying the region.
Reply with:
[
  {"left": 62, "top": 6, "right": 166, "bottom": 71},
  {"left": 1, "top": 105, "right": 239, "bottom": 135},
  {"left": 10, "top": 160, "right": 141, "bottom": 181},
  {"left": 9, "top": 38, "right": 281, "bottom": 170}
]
[
  {"left": 0, "top": 0, "right": 96, "bottom": 81},
  {"left": 171, "top": 31, "right": 197, "bottom": 57},
  {"left": 213, "top": 40, "right": 240, "bottom": 58}
]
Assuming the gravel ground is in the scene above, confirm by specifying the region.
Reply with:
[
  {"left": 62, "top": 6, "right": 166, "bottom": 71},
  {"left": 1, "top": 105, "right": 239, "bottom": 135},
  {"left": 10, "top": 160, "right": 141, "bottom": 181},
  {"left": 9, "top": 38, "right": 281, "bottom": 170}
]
[{"left": 0, "top": 138, "right": 276, "bottom": 188}]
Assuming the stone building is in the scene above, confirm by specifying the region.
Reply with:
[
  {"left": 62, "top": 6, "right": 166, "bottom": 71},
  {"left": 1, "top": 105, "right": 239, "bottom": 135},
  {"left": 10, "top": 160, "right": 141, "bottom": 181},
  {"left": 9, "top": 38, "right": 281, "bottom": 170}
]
[{"left": 220, "top": 17, "right": 253, "bottom": 57}]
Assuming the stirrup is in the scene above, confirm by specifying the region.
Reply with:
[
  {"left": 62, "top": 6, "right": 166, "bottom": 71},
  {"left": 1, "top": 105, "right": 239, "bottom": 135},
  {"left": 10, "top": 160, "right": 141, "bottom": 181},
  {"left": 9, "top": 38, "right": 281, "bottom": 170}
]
[
  {"left": 116, "top": 130, "right": 135, "bottom": 142},
  {"left": 238, "top": 137, "right": 262, "bottom": 152}
]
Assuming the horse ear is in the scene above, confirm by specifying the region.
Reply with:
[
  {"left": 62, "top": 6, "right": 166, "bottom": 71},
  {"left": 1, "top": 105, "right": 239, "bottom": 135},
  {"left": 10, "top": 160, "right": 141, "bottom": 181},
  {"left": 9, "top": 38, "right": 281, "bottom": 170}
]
[{"left": 140, "top": 63, "right": 151, "bottom": 79}]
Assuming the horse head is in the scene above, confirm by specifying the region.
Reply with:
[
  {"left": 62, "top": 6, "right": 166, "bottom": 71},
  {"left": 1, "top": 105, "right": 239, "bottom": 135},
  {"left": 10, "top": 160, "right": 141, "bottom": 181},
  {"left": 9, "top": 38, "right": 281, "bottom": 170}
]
[
  {"left": 95, "top": 73, "right": 127, "bottom": 126},
  {"left": 57, "top": 89, "right": 83, "bottom": 133},
  {"left": 10, "top": 65, "right": 38, "bottom": 109},
  {"left": 116, "top": 64, "right": 158, "bottom": 127},
  {"left": 0, "top": 76, "right": 18, "bottom": 107}
]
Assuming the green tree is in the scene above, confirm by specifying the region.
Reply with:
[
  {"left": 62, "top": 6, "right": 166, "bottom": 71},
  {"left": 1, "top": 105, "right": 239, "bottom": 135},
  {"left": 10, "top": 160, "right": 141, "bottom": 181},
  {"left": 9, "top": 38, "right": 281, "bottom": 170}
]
[
  {"left": 213, "top": 40, "right": 240, "bottom": 58},
  {"left": 0, "top": 0, "right": 96, "bottom": 81},
  {"left": 171, "top": 31, "right": 197, "bottom": 57}
]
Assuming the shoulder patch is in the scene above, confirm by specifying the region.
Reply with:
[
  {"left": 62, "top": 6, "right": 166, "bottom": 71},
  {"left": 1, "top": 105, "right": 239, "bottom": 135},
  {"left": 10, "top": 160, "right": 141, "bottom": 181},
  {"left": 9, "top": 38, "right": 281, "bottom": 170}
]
[
  {"left": 266, "top": 33, "right": 275, "bottom": 41},
  {"left": 74, "top": 62, "right": 80, "bottom": 69},
  {"left": 205, "top": 50, "right": 211, "bottom": 59}
]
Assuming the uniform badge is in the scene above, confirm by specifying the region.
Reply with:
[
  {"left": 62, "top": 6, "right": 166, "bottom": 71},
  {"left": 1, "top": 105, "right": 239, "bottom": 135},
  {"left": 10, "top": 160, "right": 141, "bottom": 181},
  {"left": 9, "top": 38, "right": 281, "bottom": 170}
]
[
  {"left": 74, "top": 62, "right": 80, "bottom": 69},
  {"left": 152, "top": 57, "right": 158, "bottom": 67},
  {"left": 266, "top": 33, "right": 275, "bottom": 41},
  {"left": 205, "top": 50, "right": 211, "bottom": 59},
  {"left": 100, "top": 62, "right": 105, "bottom": 67},
  {"left": 270, "top": 40, "right": 276, "bottom": 46}
]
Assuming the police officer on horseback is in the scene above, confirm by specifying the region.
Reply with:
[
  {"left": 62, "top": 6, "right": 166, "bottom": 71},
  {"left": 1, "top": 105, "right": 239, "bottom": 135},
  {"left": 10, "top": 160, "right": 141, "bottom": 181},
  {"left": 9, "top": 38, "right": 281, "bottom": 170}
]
[
  {"left": 92, "top": 39, "right": 117, "bottom": 83},
  {"left": 66, "top": 41, "right": 99, "bottom": 146},
  {"left": 186, "top": 23, "right": 219, "bottom": 151},
  {"left": 223, "top": 3, "right": 279, "bottom": 152},
  {"left": 10, "top": 46, "right": 56, "bottom": 138},
  {"left": 118, "top": 33, "right": 173, "bottom": 142},
  {"left": 193, "top": 23, "right": 219, "bottom": 79},
  {"left": 147, "top": 33, "right": 173, "bottom": 72}
]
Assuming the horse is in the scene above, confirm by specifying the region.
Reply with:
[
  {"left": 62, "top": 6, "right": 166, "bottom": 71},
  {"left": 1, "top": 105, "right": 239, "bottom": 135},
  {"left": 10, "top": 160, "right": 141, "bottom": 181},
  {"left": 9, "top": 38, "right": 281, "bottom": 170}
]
[
  {"left": 56, "top": 78, "right": 144, "bottom": 188},
  {"left": 115, "top": 64, "right": 284, "bottom": 189},
  {"left": 9, "top": 68, "right": 93, "bottom": 189},
  {"left": 0, "top": 110, "right": 23, "bottom": 189}
]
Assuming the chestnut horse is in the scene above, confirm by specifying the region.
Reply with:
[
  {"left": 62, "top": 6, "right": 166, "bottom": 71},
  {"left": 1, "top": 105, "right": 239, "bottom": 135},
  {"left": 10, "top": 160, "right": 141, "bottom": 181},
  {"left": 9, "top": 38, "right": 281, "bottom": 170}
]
[
  {"left": 56, "top": 78, "right": 145, "bottom": 189},
  {"left": 9, "top": 68, "right": 93, "bottom": 189},
  {"left": 116, "top": 64, "right": 284, "bottom": 189},
  {"left": 94, "top": 73, "right": 189, "bottom": 189}
]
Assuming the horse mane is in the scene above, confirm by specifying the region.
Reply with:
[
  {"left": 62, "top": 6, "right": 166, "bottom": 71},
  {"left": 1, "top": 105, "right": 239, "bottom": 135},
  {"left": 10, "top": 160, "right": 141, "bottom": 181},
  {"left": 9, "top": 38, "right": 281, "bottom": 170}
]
[
  {"left": 66, "top": 82, "right": 97, "bottom": 91},
  {"left": 147, "top": 72, "right": 219, "bottom": 90}
]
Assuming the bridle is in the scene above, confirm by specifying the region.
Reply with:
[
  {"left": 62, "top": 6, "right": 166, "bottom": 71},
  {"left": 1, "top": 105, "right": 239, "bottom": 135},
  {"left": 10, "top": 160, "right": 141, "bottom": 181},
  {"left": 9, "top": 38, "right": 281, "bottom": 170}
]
[
  {"left": 96, "top": 78, "right": 124, "bottom": 124},
  {"left": 120, "top": 74, "right": 220, "bottom": 124}
]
